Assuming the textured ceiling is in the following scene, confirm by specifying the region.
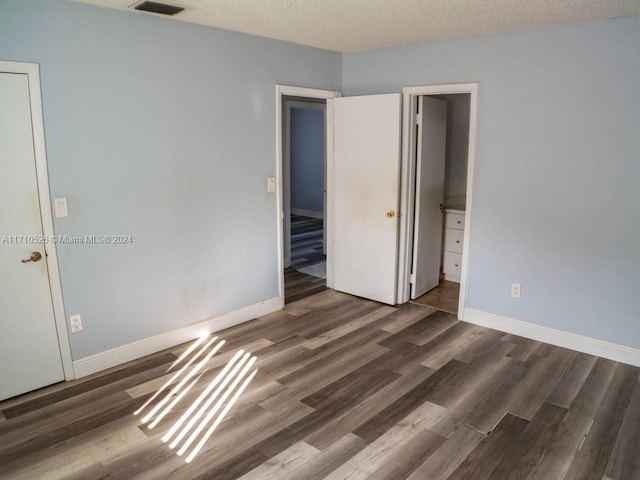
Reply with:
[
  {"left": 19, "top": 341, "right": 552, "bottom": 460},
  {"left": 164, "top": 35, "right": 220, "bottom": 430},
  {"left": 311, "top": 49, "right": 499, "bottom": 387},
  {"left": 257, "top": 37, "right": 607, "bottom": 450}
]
[{"left": 72, "top": 0, "right": 640, "bottom": 52}]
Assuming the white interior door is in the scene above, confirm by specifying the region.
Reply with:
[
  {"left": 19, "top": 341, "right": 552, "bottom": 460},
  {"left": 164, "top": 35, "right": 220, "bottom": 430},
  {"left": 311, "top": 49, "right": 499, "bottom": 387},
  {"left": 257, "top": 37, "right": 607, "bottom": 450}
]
[
  {"left": 0, "top": 72, "right": 64, "bottom": 401},
  {"left": 331, "top": 94, "right": 402, "bottom": 305},
  {"left": 411, "top": 96, "right": 448, "bottom": 299}
]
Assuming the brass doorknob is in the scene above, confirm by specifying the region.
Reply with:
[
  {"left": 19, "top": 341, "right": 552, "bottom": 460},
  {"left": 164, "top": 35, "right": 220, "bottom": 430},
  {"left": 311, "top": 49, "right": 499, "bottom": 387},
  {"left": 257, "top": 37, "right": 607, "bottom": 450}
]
[
  {"left": 386, "top": 210, "right": 396, "bottom": 219},
  {"left": 21, "top": 251, "right": 42, "bottom": 263}
]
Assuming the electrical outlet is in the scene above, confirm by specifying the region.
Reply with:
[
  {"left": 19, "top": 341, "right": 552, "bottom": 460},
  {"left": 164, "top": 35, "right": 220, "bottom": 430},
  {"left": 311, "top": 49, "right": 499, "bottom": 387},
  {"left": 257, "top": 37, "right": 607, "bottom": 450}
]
[
  {"left": 69, "top": 314, "right": 83, "bottom": 333},
  {"left": 511, "top": 283, "right": 521, "bottom": 299}
]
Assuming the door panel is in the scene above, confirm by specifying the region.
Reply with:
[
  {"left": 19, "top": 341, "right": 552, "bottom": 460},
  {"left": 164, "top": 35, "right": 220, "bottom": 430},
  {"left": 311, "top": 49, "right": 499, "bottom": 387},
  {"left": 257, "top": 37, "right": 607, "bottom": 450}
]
[
  {"left": 0, "top": 72, "right": 64, "bottom": 401},
  {"left": 411, "top": 96, "right": 447, "bottom": 299},
  {"left": 331, "top": 94, "right": 402, "bottom": 305}
]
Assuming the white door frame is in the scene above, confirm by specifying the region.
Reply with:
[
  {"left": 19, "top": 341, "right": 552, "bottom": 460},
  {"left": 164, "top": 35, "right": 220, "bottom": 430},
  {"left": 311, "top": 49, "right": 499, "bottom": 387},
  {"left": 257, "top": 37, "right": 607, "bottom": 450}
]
[
  {"left": 0, "top": 60, "right": 75, "bottom": 380},
  {"left": 398, "top": 83, "right": 479, "bottom": 318},
  {"left": 283, "top": 100, "right": 327, "bottom": 269},
  {"left": 275, "top": 85, "right": 341, "bottom": 304}
]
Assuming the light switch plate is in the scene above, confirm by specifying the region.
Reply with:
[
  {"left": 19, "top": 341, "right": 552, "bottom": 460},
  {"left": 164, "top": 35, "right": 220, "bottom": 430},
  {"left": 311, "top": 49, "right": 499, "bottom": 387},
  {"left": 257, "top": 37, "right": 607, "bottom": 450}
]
[
  {"left": 267, "top": 177, "right": 276, "bottom": 193},
  {"left": 54, "top": 197, "right": 68, "bottom": 217}
]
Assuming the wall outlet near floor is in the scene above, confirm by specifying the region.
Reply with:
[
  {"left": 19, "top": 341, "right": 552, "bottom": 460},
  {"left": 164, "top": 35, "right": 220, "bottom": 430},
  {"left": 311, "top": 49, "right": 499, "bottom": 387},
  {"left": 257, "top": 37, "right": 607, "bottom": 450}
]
[
  {"left": 511, "top": 283, "right": 521, "bottom": 299},
  {"left": 69, "top": 314, "right": 83, "bottom": 333}
]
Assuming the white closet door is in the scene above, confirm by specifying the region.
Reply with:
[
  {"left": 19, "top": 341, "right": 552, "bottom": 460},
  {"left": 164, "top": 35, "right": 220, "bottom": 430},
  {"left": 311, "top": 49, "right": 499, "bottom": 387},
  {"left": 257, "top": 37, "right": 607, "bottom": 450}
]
[
  {"left": 0, "top": 72, "right": 64, "bottom": 400},
  {"left": 411, "top": 96, "right": 447, "bottom": 299}
]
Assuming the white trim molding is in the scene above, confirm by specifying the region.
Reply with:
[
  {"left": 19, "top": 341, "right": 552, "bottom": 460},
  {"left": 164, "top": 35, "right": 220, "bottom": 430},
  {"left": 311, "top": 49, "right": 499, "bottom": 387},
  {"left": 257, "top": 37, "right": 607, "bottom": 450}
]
[
  {"left": 399, "top": 83, "right": 479, "bottom": 317},
  {"left": 276, "top": 85, "right": 341, "bottom": 299},
  {"left": 73, "top": 297, "right": 281, "bottom": 378},
  {"left": 464, "top": 308, "right": 640, "bottom": 367},
  {"left": 283, "top": 99, "right": 328, "bottom": 268},
  {"left": 0, "top": 60, "right": 75, "bottom": 381}
]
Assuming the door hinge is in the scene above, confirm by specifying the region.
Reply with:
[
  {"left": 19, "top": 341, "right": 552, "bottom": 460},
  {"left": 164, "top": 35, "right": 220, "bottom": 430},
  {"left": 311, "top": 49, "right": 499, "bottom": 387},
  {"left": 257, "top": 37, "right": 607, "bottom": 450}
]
[
  {"left": 410, "top": 273, "right": 416, "bottom": 285},
  {"left": 415, "top": 113, "right": 421, "bottom": 125}
]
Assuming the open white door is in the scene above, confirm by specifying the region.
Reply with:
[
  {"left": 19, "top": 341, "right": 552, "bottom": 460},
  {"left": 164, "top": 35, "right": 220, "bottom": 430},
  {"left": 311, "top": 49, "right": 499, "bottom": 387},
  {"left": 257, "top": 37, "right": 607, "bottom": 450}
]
[
  {"left": 410, "top": 96, "right": 447, "bottom": 299},
  {"left": 331, "top": 94, "right": 402, "bottom": 305}
]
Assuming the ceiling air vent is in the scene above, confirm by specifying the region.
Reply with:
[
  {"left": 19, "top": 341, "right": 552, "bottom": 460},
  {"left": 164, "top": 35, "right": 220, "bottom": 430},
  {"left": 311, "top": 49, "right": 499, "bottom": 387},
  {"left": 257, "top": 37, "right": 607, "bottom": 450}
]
[{"left": 134, "top": 1, "right": 184, "bottom": 16}]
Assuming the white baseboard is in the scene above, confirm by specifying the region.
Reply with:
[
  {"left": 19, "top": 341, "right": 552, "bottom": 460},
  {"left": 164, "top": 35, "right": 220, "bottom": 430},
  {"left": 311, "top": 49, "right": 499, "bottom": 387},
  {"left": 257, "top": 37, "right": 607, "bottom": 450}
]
[
  {"left": 463, "top": 308, "right": 640, "bottom": 367},
  {"left": 73, "top": 296, "right": 283, "bottom": 378},
  {"left": 443, "top": 273, "right": 460, "bottom": 283},
  {"left": 291, "top": 208, "right": 323, "bottom": 219}
]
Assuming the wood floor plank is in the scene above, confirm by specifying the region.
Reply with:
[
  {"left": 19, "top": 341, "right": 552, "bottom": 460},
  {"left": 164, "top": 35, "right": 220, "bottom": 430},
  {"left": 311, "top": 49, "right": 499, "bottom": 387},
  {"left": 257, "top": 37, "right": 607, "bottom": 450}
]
[
  {"left": 419, "top": 324, "right": 498, "bottom": 369},
  {"left": 464, "top": 356, "right": 536, "bottom": 433},
  {"left": 303, "top": 305, "right": 396, "bottom": 349},
  {"left": 0, "top": 394, "right": 148, "bottom": 477},
  {"left": 0, "top": 353, "right": 176, "bottom": 420},
  {"left": 405, "top": 425, "right": 485, "bottom": 480},
  {"left": 505, "top": 337, "right": 542, "bottom": 361},
  {"left": 191, "top": 449, "right": 269, "bottom": 480},
  {"left": 3, "top": 415, "right": 146, "bottom": 480},
  {"left": 422, "top": 346, "right": 514, "bottom": 409},
  {"left": 546, "top": 351, "right": 598, "bottom": 409},
  {"left": 236, "top": 441, "right": 320, "bottom": 480},
  {"left": 488, "top": 402, "right": 569, "bottom": 479},
  {"left": 569, "top": 356, "right": 617, "bottom": 416},
  {"left": 259, "top": 341, "right": 389, "bottom": 416},
  {"left": 0, "top": 390, "right": 147, "bottom": 454},
  {"left": 563, "top": 363, "right": 639, "bottom": 480},
  {"left": 429, "top": 356, "right": 516, "bottom": 437},
  {"left": 283, "top": 289, "right": 348, "bottom": 317},
  {"left": 501, "top": 348, "right": 576, "bottom": 420},
  {"left": 365, "top": 429, "right": 444, "bottom": 480},
  {"left": 324, "top": 401, "right": 447, "bottom": 479},
  {"left": 1, "top": 271, "right": 638, "bottom": 480},
  {"left": 292, "top": 302, "right": 382, "bottom": 342},
  {"left": 352, "top": 370, "right": 451, "bottom": 443},
  {"left": 125, "top": 338, "right": 273, "bottom": 400},
  {"left": 274, "top": 331, "right": 390, "bottom": 390},
  {"left": 604, "top": 373, "right": 640, "bottom": 480},
  {"left": 301, "top": 368, "right": 401, "bottom": 411},
  {"left": 511, "top": 357, "right": 626, "bottom": 480},
  {"left": 447, "top": 413, "right": 530, "bottom": 480},
  {"left": 304, "top": 363, "right": 435, "bottom": 450},
  {"left": 378, "top": 309, "right": 458, "bottom": 349},
  {"left": 281, "top": 433, "right": 366, "bottom": 480},
  {"left": 381, "top": 303, "right": 436, "bottom": 333}
]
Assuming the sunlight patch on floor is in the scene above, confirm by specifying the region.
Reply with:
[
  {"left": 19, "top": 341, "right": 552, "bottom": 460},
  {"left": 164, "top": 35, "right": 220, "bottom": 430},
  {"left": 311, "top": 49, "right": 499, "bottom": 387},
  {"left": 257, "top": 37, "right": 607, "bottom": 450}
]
[{"left": 133, "top": 334, "right": 258, "bottom": 463}]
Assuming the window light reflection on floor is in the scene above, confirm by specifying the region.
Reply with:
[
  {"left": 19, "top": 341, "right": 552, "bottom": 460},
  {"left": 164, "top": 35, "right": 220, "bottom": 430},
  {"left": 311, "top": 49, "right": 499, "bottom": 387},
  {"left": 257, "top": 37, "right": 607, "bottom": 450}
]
[{"left": 133, "top": 333, "right": 258, "bottom": 463}]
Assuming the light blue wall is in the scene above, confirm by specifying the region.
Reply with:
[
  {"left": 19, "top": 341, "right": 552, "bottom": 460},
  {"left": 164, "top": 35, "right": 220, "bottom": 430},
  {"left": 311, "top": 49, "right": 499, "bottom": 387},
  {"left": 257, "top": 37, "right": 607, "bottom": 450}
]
[
  {"left": 433, "top": 94, "right": 470, "bottom": 202},
  {"left": 290, "top": 107, "right": 325, "bottom": 213},
  {"left": 0, "top": 0, "right": 341, "bottom": 359},
  {"left": 2, "top": 0, "right": 638, "bottom": 358},
  {"left": 343, "top": 17, "right": 640, "bottom": 348}
]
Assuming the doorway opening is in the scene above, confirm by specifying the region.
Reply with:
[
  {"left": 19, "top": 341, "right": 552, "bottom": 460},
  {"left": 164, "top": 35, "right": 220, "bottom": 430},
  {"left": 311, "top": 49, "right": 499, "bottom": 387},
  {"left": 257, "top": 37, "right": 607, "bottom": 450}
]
[
  {"left": 275, "top": 86, "right": 340, "bottom": 305},
  {"left": 286, "top": 99, "right": 326, "bottom": 279},
  {"left": 398, "top": 84, "right": 478, "bottom": 318}
]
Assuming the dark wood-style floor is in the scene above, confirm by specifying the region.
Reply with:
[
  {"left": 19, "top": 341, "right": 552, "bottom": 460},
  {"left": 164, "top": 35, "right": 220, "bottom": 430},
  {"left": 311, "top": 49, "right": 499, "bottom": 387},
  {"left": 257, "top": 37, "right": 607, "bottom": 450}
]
[
  {"left": 285, "top": 214, "right": 326, "bottom": 303},
  {"left": 290, "top": 215, "right": 324, "bottom": 271},
  {"left": 1, "top": 281, "right": 639, "bottom": 479}
]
